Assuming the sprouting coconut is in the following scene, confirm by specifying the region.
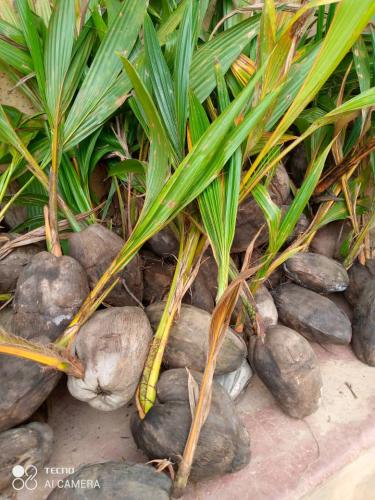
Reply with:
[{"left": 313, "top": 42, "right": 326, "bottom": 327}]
[
  {"left": 146, "top": 303, "right": 247, "bottom": 374},
  {"left": 13, "top": 251, "right": 90, "bottom": 340},
  {"left": 250, "top": 325, "right": 323, "bottom": 418},
  {"left": 0, "top": 248, "right": 89, "bottom": 431},
  {"left": 0, "top": 307, "right": 59, "bottom": 432},
  {"left": 0, "top": 343, "right": 60, "bottom": 432},
  {"left": 69, "top": 224, "right": 143, "bottom": 307},
  {"left": 0, "top": 307, "right": 59, "bottom": 431},
  {"left": 67, "top": 306, "right": 153, "bottom": 410},
  {"left": 131, "top": 368, "right": 250, "bottom": 481}
]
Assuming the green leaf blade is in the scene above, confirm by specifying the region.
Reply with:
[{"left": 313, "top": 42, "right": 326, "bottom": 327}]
[
  {"left": 174, "top": 0, "right": 193, "bottom": 150},
  {"left": 144, "top": 14, "right": 180, "bottom": 159},
  {"left": 190, "top": 15, "right": 260, "bottom": 102},
  {"left": 64, "top": 0, "right": 148, "bottom": 147},
  {"left": 15, "top": 0, "right": 46, "bottom": 103},
  {"left": 44, "top": 0, "right": 75, "bottom": 123},
  {"left": 122, "top": 58, "right": 171, "bottom": 212}
]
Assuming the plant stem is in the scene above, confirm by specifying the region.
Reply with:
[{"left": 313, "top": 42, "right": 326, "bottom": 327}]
[
  {"left": 173, "top": 353, "right": 216, "bottom": 496},
  {"left": 0, "top": 156, "right": 17, "bottom": 206},
  {"left": 0, "top": 294, "right": 12, "bottom": 301},
  {"left": 216, "top": 251, "right": 230, "bottom": 299},
  {"left": 0, "top": 345, "right": 82, "bottom": 376},
  {"left": 0, "top": 329, "right": 84, "bottom": 378},
  {"left": 173, "top": 264, "right": 253, "bottom": 496},
  {"left": 44, "top": 206, "right": 53, "bottom": 253},
  {"left": 48, "top": 126, "right": 62, "bottom": 256},
  {"left": 0, "top": 176, "right": 34, "bottom": 224},
  {"left": 344, "top": 208, "right": 375, "bottom": 267},
  {"left": 138, "top": 222, "right": 203, "bottom": 415},
  {"left": 21, "top": 144, "right": 82, "bottom": 232}
]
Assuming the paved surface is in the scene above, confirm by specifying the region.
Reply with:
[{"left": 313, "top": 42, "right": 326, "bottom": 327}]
[
  {"left": 185, "top": 344, "right": 375, "bottom": 500},
  {"left": 13, "top": 344, "right": 375, "bottom": 500}
]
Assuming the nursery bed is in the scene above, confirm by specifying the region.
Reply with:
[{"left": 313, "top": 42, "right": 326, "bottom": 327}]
[
  {"left": 14, "top": 343, "right": 375, "bottom": 500},
  {"left": 1, "top": 3, "right": 375, "bottom": 499}
]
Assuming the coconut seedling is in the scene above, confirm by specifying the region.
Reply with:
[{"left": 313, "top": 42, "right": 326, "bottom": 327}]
[
  {"left": 53, "top": 3, "right": 274, "bottom": 409},
  {"left": 229, "top": 0, "right": 375, "bottom": 422},
  {"left": 132, "top": 369, "right": 251, "bottom": 481},
  {"left": 219, "top": 0, "right": 373, "bottom": 424},
  {"left": 0, "top": 323, "right": 83, "bottom": 432},
  {"left": 173, "top": 2, "right": 375, "bottom": 494},
  {"left": 4, "top": 1, "right": 96, "bottom": 339},
  {"left": 0, "top": 0, "right": 215, "bottom": 423},
  {"left": 0, "top": 0, "right": 151, "bottom": 427},
  {"left": 52, "top": 2, "right": 375, "bottom": 493},
  {"left": 138, "top": 218, "right": 208, "bottom": 414},
  {"left": 0, "top": 0, "right": 374, "bottom": 496},
  {"left": 124, "top": 5, "right": 213, "bottom": 416},
  {"left": 171, "top": 58, "right": 258, "bottom": 494},
  {"left": 0, "top": 1, "right": 90, "bottom": 430},
  {"left": 108, "top": 13, "right": 257, "bottom": 484}
]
